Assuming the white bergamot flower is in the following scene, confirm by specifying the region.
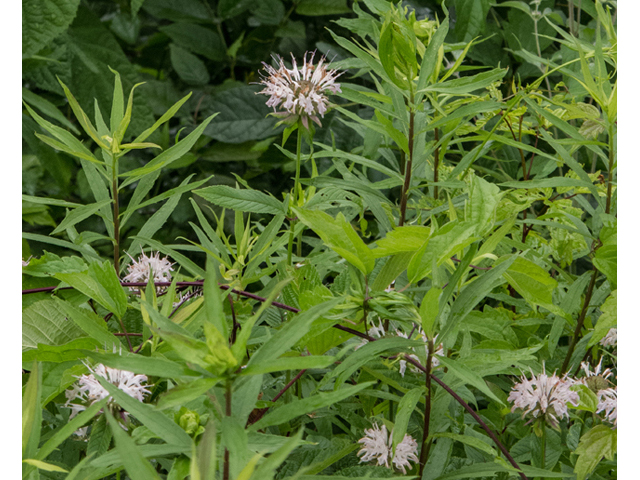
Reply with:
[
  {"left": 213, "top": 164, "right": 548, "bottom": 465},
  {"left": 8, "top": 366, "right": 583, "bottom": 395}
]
[
  {"left": 600, "top": 328, "right": 617, "bottom": 348},
  {"left": 257, "top": 51, "right": 342, "bottom": 129},
  {"left": 357, "top": 423, "right": 390, "bottom": 467},
  {"left": 397, "top": 328, "right": 444, "bottom": 377},
  {"left": 508, "top": 368, "right": 579, "bottom": 428},
  {"left": 596, "top": 387, "right": 617, "bottom": 427},
  {"left": 65, "top": 363, "right": 152, "bottom": 433},
  {"left": 357, "top": 422, "right": 419, "bottom": 473},
  {"left": 123, "top": 250, "right": 174, "bottom": 293}
]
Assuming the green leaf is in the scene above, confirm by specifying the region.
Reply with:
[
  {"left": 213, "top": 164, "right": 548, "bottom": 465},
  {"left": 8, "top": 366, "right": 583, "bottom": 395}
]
[
  {"left": 249, "top": 382, "right": 375, "bottom": 431},
  {"left": 590, "top": 290, "right": 616, "bottom": 347},
  {"left": 22, "top": 299, "right": 87, "bottom": 351},
  {"left": 37, "top": 399, "right": 107, "bottom": 461},
  {"left": 194, "top": 185, "right": 286, "bottom": 215},
  {"left": 22, "top": 362, "right": 41, "bottom": 459},
  {"left": 55, "top": 260, "right": 127, "bottom": 318},
  {"left": 160, "top": 23, "right": 225, "bottom": 61},
  {"left": 248, "top": 297, "right": 342, "bottom": 366},
  {"left": 86, "top": 413, "right": 112, "bottom": 460},
  {"left": 96, "top": 375, "right": 193, "bottom": 448},
  {"left": 22, "top": 88, "right": 79, "bottom": 134},
  {"left": 454, "top": 0, "right": 489, "bottom": 42},
  {"left": 157, "top": 378, "right": 221, "bottom": 410},
  {"left": 86, "top": 351, "right": 194, "bottom": 379},
  {"left": 51, "top": 199, "right": 112, "bottom": 235},
  {"left": 502, "top": 257, "right": 561, "bottom": 314},
  {"left": 202, "top": 85, "right": 281, "bottom": 144},
  {"left": 22, "top": 0, "right": 81, "bottom": 56},
  {"left": 132, "top": 92, "right": 193, "bottom": 145},
  {"left": 22, "top": 459, "right": 68, "bottom": 473},
  {"left": 105, "top": 411, "right": 163, "bottom": 480},
  {"left": 593, "top": 233, "right": 616, "bottom": 289},
  {"left": 420, "top": 68, "right": 507, "bottom": 95},
  {"left": 295, "top": 0, "right": 350, "bottom": 16},
  {"left": 169, "top": 43, "right": 210, "bottom": 85},
  {"left": 294, "top": 209, "right": 375, "bottom": 276},
  {"left": 574, "top": 425, "right": 616, "bottom": 480},
  {"left": 132, "top": 236, "right": 205, "bottom": 278},
  {"left": 468, "top": 175, "right": 502, "bottom": 236},
  {"left": 391, "top": 387, "right": 424, "bottom": 453},
  {"left": 55, "top": 298, "right": 121, "bottom": 349},
  {"left": 121, "top": 113, "right": 217, "bottom": 184},
  {"left": 436, "top": 356, "right": 504, "bottom": 405},
  {"left": 571, "top": 384, "right": 599, "bottom": 413},
  {"left": 407, "top": 221, "right": 479, "bottom": 283},
  {"left": 439, "top": 255, "right": 516, "bottom": 344},
  {"left": 241, "top": 355, "right": 335, "bottom": 376}
]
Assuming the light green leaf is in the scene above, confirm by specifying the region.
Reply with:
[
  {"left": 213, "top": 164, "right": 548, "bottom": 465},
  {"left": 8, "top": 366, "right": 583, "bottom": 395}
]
[
  {"left": 22, "top": 88, "right": 79, "bottom": 133},
  {"left": 391, "top": 387, "right": 424, "bottom": 453},
  {"left": 22, "top": 299, "right": 87, "bottom": 351},
  {"left": 51, "top": 199, "right": 112, "bottom": 235},
  {"left": 468, "top": 175, "right": 502, "bottom": 236},
  {"left": 249, "top": 382, "right": 375, "bottom": 431},
  {"left": 437, "top": 356, "right": 504, "bottom": 405},
  {"left": 574, "top": 425, "right": 616, "bottom": 480},
  {"left": 55, "top": 298, "right": 121, "bottom": 349},
  {"left": 294, "top": 209, "right": 375, "bottom": 276},
  {"left": 503, "top": 257, "right": 561, "bottom": 314},
  {"left": 22, "top": 459, "right": 68, "bottom": 473},
  {"left": 241, "top": 355, "right": 335, "bottom": 376},
  {"left": 194, "top": 185, "right": 286, "bottom": 215}
]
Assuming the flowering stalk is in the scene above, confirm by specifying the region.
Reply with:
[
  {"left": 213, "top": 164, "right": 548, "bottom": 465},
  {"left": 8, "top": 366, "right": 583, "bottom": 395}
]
[
  {"left": 287, "top": 127, "right": 303, "bottom": 264},
  {"left": 111, "top": 153, "right": 120, "bottom": 274},
  {"left": 398, "top": 88, "right": 415, "bottom": 226},
  {"left": 418, "top": 337, "right": 434, "bottom": 475}
]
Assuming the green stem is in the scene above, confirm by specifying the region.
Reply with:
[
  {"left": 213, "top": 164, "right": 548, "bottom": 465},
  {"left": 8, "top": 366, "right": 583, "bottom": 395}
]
[
  {"left": 399, "top": 88, "right": 415, "bottom": 226},
  {"left": 606, "top": 124, "right": 615, "bottom": 214},
  {"left": 112, "top": 155, "right": 120, "bottom": 274},
  {"left": 287, "top": 127, "right": 303, "bottom": 265},
  {"left": 540, "top": 421, "right": 546, "bottom": 470},
  {"left": 419, "top": 338, "right": 434, "bottom": 476},
  {"left": 223, "top": 379, "right": 232, "bottom": 480},
  {"left": 433, "top": 128, "right": 440, "bottom": 201}
]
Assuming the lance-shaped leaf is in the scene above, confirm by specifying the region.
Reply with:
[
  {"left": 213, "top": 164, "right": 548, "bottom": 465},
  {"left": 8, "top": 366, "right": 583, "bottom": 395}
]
[
  {"left": 294, "top": 208, "right": 375, "bottom": 276},
  {"left": 51, "top": 199, "right": 112, "bottom": 235},
  {"left": 194, "top": 184, "right": 286, "bottom": 215}
]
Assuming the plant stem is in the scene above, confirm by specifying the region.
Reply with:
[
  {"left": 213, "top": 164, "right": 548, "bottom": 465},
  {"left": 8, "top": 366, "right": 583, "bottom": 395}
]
[
  {"left": 561, "top": 268, "right": 598, "bottom": 374},
  {"left": 287, "top": 127, "right": 303, "bottom": 264},
  {"left": 399, "top": 89, "right": 415, "bottom": 226},
  {"left": 606, "top": 124, "right": 615, "bottom": 214},
  {"left": 223, "top": 379, "right": 232, "bottom": 480},
  {"left": 112, "top": 155, "right": 120, "bottom": 274},
  {"left": 540, "top": 421, "right": 546, "bottom": 469},
  {"left": 419, "top": 338, "right": 435, "bottom": 476},
  {"left": 433, "top": 128, "right": 440, "bottom": 201}
]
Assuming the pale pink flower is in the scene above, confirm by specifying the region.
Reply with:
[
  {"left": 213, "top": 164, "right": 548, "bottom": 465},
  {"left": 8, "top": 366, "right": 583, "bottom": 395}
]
[
  {"left": 123, "top": 250, "right": 173, "bottom": 293},
  {"left": 357, "top": 422, "right": 419, "bottom": 473},
  {"left": 508, "top": 368, "right": 579, "bottom": 428},
  {"left": 596, "top": 387, "right": 617, "bottom": 427},
  {"left": 257, "top": 51, "right": 341, "bottom": 129},
  {"left": 600, "top": 328, "right": 617, "bottom": 348}
]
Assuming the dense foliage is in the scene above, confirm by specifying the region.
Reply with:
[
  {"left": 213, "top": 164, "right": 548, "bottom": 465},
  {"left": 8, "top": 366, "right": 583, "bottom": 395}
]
[{"left": 22, "top": 1, "right": 617, "bottom": 479}]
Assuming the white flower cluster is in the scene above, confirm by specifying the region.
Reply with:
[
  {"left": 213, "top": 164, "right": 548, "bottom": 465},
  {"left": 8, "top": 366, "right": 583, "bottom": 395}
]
[
  {"left": 573, "top": 360, "right": 617, "bottom": 427},
  {"left": 357, "top": 423, "right": 419, "bottom": 474},
  {"left": 257, "top": 51, "right": 341, "bottom": 129},
  {"left": 123, "top": 250, "right": 174, "bottom": 293},
  {"left": 600, "top": 328, "right": 617, "bottom": 348},
  {"left": 508, "top": 369, "right": 579, "bottom": 428},
  {"left": 65, "top": 363, "right": 151, "bottom": 434}
]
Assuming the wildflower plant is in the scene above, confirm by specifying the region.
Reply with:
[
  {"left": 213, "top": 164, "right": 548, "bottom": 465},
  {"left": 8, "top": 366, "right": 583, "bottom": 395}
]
[{"left": 22, "top": 1, "right": 617, "bottom": 480}]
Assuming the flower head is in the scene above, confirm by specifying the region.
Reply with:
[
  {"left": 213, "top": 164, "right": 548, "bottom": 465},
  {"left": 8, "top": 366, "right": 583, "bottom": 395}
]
[
  {"left": 596, "top": 387, "right": 617, "bottom": 427},
  {"left": 600, "top": 328, "right": 617, "bottom": 348},
  {"left": 357, "top": 422, "right": 419, "bottom": 473},
  {"left": 508, "top": 368, "right": 579, "bottom": 428},
  {"left": 65, "top": 363, "right": 151, "bottom": 434},
  {"left": 357, "top": 423, "right": 390, "bottom": 467},
  {"left": 392, "top": 434, "right": 420, "bottom": 474},
  {"left": 123, "top": 250, "right": 174, "bottom": 293},
  {"left": 576, "top": 359, "right": 614, "bottom": 393},
  {"left": 22, "top": 256, "right": 32, "bottom": 267},
  {"left": 397, "top": 329, "right": 444, "bottom": 377},
  {"left": 257, "top": 51, "right": 342, "bottom": 129}
]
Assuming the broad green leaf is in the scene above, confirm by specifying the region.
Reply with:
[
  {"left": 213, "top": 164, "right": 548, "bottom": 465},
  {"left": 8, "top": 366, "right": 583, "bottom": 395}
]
[
  {"left": 157, "top": 377, "right": 221, "bottom": 410},
  {"left": 86, "top": 351, "right": 194, "bottom": 379},
  {"left": 204, "top": 257, "right": 228, "bottom": 338},
  {"left": 416, "top": 17, "right": 449, "bottom": 100},
  {"left": 22, "top": 299, "right": 87, "bottom": 351},
  {"left": 160, "top": 23, "right": 225, "bottom": 61},
  {"left": 86, "top": 413, "right": 112, "bottom": 460},
  {"left": 105, "top": 411, "right": 162, "bottom": 480},
  {"left": 574, "top": 425, "right": 616, "bottom": 480},
  {"left": 391, "top": 387, "right": 424, "bottom": 453},
  {"left": 250, "top": 429, "right": 305, "bottom": 480},
  {"left": 431, "top": 432, "right": 497, "bottom": 457},
  {"left": 169, "top": 43, "right": 210, "bottom": 85},
  {"left": 194, "top": 185, "right": 286, "bottom": 215},
  {"left": 593, "top": 231, "right": 616, "bottom": 289},
  {"left": 22, "top": 0, "right": 81, "bottom": 56},
  {"left": 294, "top": 209, "right": 375, "bottom": 275},
  {"left": 249, "top": 382, "right": 375, "bottom": 431},
  {"left": 502, "top": 257, "right": 561, "bottom": 314},
  {"left": 51, "top": 199, "right": 112, "bottom": 235},
  {"left": 590, "top": 290, "right": 616, "bottom": 347},
  {"left": 96, "top": 375, "right": 193, "bottom": 448},
  {"left": 468, "top": 175, "right": 502, "bottom": 236},
  {"left": 373, "top": 226, "right": 431, "bottom": 258},
  {"left": 420, "top": 288, "right": 441, "bottom": 338},
  {"left": 296, "top": 0, "right": 350, "bottom": 16},
  {"left": 420, "top": 68, "right": 507, "bottom": 95}
]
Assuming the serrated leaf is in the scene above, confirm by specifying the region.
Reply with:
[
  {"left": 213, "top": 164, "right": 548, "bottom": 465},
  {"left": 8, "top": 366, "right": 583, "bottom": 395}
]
[
  {"left": 169, "top": 43, "right": 210, "bottom": 85},
  {"left": 22, "top": 299, "right": 87, "bottom": 351},
  {"left": 574, "top": 425, "right": 616, "bottom": 480},
  {"left": 22, "top": 0, "right": 81, "bottom": 57},
  {"left": 194, "top": 185, "right": 286, "bottom": 215}
]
